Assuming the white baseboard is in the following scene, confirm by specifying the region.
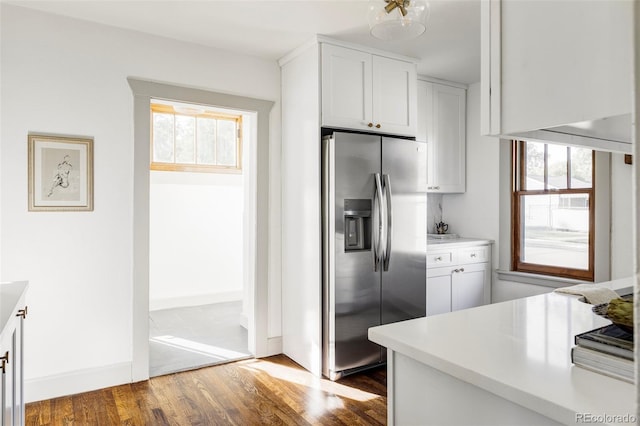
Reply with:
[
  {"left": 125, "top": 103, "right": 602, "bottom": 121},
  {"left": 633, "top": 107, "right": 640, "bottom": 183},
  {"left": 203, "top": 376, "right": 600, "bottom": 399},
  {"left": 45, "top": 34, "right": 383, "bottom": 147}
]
[
  {"left": 25, "top": 336, "right": 283, "bottom": 403},
  {"left": 149, "top": 291, "right": 243, "bottom": 311},
  {"left": 266, "top": 336, "right": 282, "bottom": 356},
  {"left": 25, "top": 362, "right": 132, "bottom": 403}
]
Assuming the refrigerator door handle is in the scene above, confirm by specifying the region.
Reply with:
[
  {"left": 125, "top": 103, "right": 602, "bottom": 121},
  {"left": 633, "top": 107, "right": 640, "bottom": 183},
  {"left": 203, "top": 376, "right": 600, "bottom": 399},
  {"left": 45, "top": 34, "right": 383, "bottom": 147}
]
[
  {"left": 373, "top": 173, "right": 384, "bottom": 272},
  {"left": 383, "top": 174, "right": 392, "bottom": 271}
]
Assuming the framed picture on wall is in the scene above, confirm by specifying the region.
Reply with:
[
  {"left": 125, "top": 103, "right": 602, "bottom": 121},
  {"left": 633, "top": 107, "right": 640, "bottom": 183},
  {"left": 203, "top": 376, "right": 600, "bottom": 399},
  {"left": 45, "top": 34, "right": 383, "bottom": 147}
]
[{"left": 28, "top": 134, "right": 94, "bottom": 211}]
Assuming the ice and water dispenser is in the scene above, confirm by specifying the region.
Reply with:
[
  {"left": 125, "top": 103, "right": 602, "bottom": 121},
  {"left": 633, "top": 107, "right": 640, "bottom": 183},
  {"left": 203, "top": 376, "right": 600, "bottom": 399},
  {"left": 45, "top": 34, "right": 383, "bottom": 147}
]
[{"left": 343, "top": 199, "right": 372, "bottom": 252}]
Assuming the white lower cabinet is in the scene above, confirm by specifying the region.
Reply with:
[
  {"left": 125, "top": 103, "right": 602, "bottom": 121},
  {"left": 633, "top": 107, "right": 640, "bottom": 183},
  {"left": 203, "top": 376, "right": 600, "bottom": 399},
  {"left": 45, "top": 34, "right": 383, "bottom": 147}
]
[
  {"left": 426, "top": 244, "right": 491, "bottom": 316},
  {"left": 2, "top": 317, "right": 23, "bottom": 426},
  {"left": 1, "top": 283, "right": 27, "bottom": 426},
  {"left": 451, "top": 263, "right": 489, "bottom": 311},
  {"left": 426, "top": 272, "right": 452, "bottom": 316}
]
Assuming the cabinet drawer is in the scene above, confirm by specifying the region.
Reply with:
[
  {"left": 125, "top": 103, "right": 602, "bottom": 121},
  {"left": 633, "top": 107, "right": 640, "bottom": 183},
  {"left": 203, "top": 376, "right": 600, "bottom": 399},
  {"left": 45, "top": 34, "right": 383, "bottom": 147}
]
[
  {"left": 427, "top": 251, "right": 454, "bottom": 267},
  {"left": 459, "top": 246, "right": 489, "bottom": 264}
]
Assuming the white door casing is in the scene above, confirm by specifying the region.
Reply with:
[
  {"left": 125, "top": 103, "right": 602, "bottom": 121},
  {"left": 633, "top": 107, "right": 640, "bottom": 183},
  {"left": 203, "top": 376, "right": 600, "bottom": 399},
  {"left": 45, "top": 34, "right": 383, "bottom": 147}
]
[{"left": 128, "top": 78, "right": 274, "bottom": 382}]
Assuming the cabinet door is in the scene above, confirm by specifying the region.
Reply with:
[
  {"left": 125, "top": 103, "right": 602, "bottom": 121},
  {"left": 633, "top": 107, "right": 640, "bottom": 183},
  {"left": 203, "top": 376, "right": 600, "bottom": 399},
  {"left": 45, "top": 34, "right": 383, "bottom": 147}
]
[
  {"left": 416, "top": 80, "right": 431, "bottom": 143},
  {"left": 451, "top": 262, "right": 488, "bottom": 312},
  {"left": 372, "top": 55, "right": 417, "bottom": 137},
  {"left": 321, "top": 44, "right": 372, "bottom": 131},
  {"left": 426, "top": 267, "right": 453, "bottom": 316},
  {"left": 12, "top": 318, "right": 22, "bottom": 426},
  {"left": 417, "top": 80, "right": 436, "bottom": 187},
  {"left": 0, "top": 328, "right": 13, "bottom": 426},
  {"left": 0, "top": 358, "right": 4, "bottom": 426},
  {"left": 430, "top": 84, "right": 466, "bottom": 193},
  {"left": 0, "top": 313, "right": 23, "bottom": 426},
  {"left": 481, "top": 1, "right": 631, "bottom": 145}
]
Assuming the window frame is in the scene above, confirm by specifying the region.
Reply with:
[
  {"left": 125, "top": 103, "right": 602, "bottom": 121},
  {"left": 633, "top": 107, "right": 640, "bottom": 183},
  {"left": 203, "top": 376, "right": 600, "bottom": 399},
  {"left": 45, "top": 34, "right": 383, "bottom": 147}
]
[
  {"left": 150, "top": 103, "right": 243, "bottom": 174},
  {"left": 511, "top": 140, "right": 595, "bottom": 281}
]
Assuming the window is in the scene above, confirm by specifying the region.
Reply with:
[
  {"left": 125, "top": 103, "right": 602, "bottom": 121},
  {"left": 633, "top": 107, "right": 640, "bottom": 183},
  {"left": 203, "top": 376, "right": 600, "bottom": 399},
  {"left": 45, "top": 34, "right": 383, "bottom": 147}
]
[
  {"left": 512, "top": 140, "right": 595, "bottom": 281},
  {"left": 150, "top": 102, "right": 242, "bottom": 173}
]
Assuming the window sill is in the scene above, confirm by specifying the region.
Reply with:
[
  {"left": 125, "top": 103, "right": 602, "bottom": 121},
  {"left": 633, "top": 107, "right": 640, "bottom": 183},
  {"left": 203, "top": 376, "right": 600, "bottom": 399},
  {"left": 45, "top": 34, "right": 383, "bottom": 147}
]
[{"left": 496, "top": 270, "right": 587, "bottom": 289}]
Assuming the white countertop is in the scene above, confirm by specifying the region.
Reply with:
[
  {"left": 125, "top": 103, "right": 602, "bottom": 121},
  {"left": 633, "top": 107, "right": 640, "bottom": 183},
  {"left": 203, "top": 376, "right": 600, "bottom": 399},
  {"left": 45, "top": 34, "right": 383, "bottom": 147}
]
[
  {"left": 368, "top": 277, "right": 636, "bottom": 425},
  {"left": 1, "top": 281, "right": 28, "bottom": 338},
  {"left": 427, "top": 237, "right": 493, "bottom": 249}
]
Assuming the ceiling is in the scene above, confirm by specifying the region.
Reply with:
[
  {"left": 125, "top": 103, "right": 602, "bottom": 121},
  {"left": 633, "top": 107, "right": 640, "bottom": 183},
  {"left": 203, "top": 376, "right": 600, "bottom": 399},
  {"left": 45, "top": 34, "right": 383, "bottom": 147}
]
[{"left": 9, "top": 0, "right": 481, "bottom": 84}]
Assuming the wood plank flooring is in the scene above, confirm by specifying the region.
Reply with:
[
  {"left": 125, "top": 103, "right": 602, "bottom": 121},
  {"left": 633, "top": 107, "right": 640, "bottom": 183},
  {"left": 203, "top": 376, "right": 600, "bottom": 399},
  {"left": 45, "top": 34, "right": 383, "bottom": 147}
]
[{"left": 26, "top": 355, "right": 387, "bottom": 425}]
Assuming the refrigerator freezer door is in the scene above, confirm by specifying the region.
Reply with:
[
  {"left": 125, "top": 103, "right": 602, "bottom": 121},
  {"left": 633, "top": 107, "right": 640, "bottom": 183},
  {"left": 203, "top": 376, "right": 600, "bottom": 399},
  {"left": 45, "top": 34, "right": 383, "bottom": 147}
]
[
  {"left": 381, "top": 137, "right": 427, "bottom": 325},
  {"left": 323, "top": 132, "right": 383, "bottom": 378}
]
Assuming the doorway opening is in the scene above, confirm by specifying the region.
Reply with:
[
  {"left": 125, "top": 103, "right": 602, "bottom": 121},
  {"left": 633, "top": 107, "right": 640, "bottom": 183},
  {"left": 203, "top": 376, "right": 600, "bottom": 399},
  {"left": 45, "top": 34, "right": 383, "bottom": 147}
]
[
  {"left": 148, "top": 99, "right": 253, "bottom": 376},
  {"left": 129, "top": 78, "right": 273, "bottom": 383}
]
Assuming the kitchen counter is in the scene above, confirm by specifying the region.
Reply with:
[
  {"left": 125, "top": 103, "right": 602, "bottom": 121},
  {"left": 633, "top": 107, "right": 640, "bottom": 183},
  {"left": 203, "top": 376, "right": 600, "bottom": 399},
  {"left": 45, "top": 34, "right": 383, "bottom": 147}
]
[
  {"left": 369, "top": 276, "right": 636, "bottom": 425},
  {"left": 427, "top": 236, "right": 493, "bottom": 249},
  {"left": 1, "top": 281, "right": 28, "bottom": 338}
]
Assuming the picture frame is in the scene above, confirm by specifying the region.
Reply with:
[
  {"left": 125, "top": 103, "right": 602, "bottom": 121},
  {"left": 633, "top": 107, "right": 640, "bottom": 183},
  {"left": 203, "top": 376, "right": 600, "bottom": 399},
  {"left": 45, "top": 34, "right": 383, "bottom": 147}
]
[{"left": 28, "top": 134, "right": 94, "bottom": 211}]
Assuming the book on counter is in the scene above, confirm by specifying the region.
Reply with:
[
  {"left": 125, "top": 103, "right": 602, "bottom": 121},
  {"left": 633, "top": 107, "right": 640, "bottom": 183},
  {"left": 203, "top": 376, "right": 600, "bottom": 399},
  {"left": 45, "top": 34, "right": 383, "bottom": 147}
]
[
  {"left": 574, "top": 324, "right": 633, "bottom": 360},
  {"left": 571, "top": 324, "right": 634, "bottom": 383},
  {"left": 571, "top": 345, "right": 634, "bottom": 383}
]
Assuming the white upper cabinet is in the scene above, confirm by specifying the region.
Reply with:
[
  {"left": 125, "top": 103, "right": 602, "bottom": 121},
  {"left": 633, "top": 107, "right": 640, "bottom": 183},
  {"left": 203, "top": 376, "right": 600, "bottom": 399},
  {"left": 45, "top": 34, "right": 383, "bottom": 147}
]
[
  {"left": 371, "top": 55, "right": 417, "bottom": 136},
  {"left": 481, "top": 0, "right": 633, "bottom": 153},
  {"left": 417, "top": 79, "right": 466, "bottom": 193},
  {"left": 321, "top": 44, "right": 372, "bottom": 131},
  {"left": 321, "top": 43, "right": 417, "bottom": 137}
]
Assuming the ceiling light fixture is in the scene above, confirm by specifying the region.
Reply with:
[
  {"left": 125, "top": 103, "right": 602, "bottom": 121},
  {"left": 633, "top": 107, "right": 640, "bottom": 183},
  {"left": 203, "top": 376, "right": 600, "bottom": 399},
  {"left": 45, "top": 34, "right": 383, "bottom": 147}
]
[{"left": 367, "top": 0, "right": 429, "bottom": 41}]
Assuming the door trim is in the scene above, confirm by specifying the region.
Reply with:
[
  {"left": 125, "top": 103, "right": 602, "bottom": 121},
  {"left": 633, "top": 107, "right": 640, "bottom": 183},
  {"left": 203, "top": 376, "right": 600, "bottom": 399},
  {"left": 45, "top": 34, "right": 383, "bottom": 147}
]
[{"left": 128, "top": 78, "right": 274, "bottom": 382}]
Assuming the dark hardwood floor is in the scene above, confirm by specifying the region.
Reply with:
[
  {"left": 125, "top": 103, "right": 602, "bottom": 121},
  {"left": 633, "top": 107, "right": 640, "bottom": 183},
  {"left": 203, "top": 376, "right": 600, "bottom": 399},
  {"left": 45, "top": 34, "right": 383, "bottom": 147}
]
[{"left": 26, "top": 355, "right": 387, "bottom": 425}]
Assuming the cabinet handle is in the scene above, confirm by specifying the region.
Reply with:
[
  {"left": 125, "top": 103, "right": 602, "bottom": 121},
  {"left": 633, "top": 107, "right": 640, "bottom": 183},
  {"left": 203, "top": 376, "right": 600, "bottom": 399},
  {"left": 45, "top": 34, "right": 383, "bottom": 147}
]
[
  {"left": 435, "top": 256, "right": 442, "bottom": 261},
  {"left": 1, "top": 351, "right": 8, "bottom": 372},
  {"left": 470, "top": 253, "right": 477, "bottom": 258},
  {"left": 367, "top": 122, "right": 374, "bottom": 127},
  {"left": 16, "top": 306, "right": 27, "bottom": 318},
  {"left": 375, "top": 124, "right": 381, "bottom": 129},
  {"left": 460, "top": 267, "right": 465, "bottom": 273},
  {"left": 434, "top": 186, "right": 440, "bottom": 190}
]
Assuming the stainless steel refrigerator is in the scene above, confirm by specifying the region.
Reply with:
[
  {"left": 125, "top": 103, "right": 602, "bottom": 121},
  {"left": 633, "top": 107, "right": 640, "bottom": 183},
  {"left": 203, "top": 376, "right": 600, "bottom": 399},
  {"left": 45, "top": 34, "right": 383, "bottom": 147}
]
[{"left": 322, "top": 131, "right": 427, "bottom": 380}]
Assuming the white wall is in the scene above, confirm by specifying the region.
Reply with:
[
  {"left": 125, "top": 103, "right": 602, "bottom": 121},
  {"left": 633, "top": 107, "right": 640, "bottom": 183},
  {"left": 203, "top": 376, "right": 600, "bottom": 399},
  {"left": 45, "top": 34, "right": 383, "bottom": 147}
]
[
  {"left": 611, "top": 153, "right": 634, "bottom": 280},
  {"left": 443, "top": 82, "right": 500, "bottom": 285},
  {"left": 0, "top": 4, "right": 281, "bottom": 401},
  {"left": 149, "top": 171, "right": 243, "bottom": 311}
]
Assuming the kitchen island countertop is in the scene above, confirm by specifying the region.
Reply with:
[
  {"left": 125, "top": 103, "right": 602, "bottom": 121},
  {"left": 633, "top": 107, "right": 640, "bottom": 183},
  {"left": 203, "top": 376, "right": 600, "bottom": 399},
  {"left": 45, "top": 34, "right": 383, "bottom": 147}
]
[{"left": 369, "top": 276, "right": 636, "bottom": 425}]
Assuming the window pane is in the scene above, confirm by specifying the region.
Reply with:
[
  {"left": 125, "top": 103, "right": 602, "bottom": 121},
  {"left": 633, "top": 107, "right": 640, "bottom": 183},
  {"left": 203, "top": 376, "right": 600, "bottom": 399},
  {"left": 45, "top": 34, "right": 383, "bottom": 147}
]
[
  {"left": 547, "top": 144, "right": 568, "bottom": 190},
  {"left": 152, "top": 113, "right": 174, "bottom": 162},
  {"left": 217, "top": 119, "right": 237, "bottom": 166},
  {"left": 521, "top": 194, "right": 589, "bottom": 270},
  {"left": 524, "top": 142, "right": 545, "bottom": 190},
  {"left": 197, "top": 117, "right": 216, "bottom": 165},
  {"left": 175, "top": 115, "right": 195, "bottom": 164},
  {"left": 570, "top": 147, "right": 593, "bottom": 188}
]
